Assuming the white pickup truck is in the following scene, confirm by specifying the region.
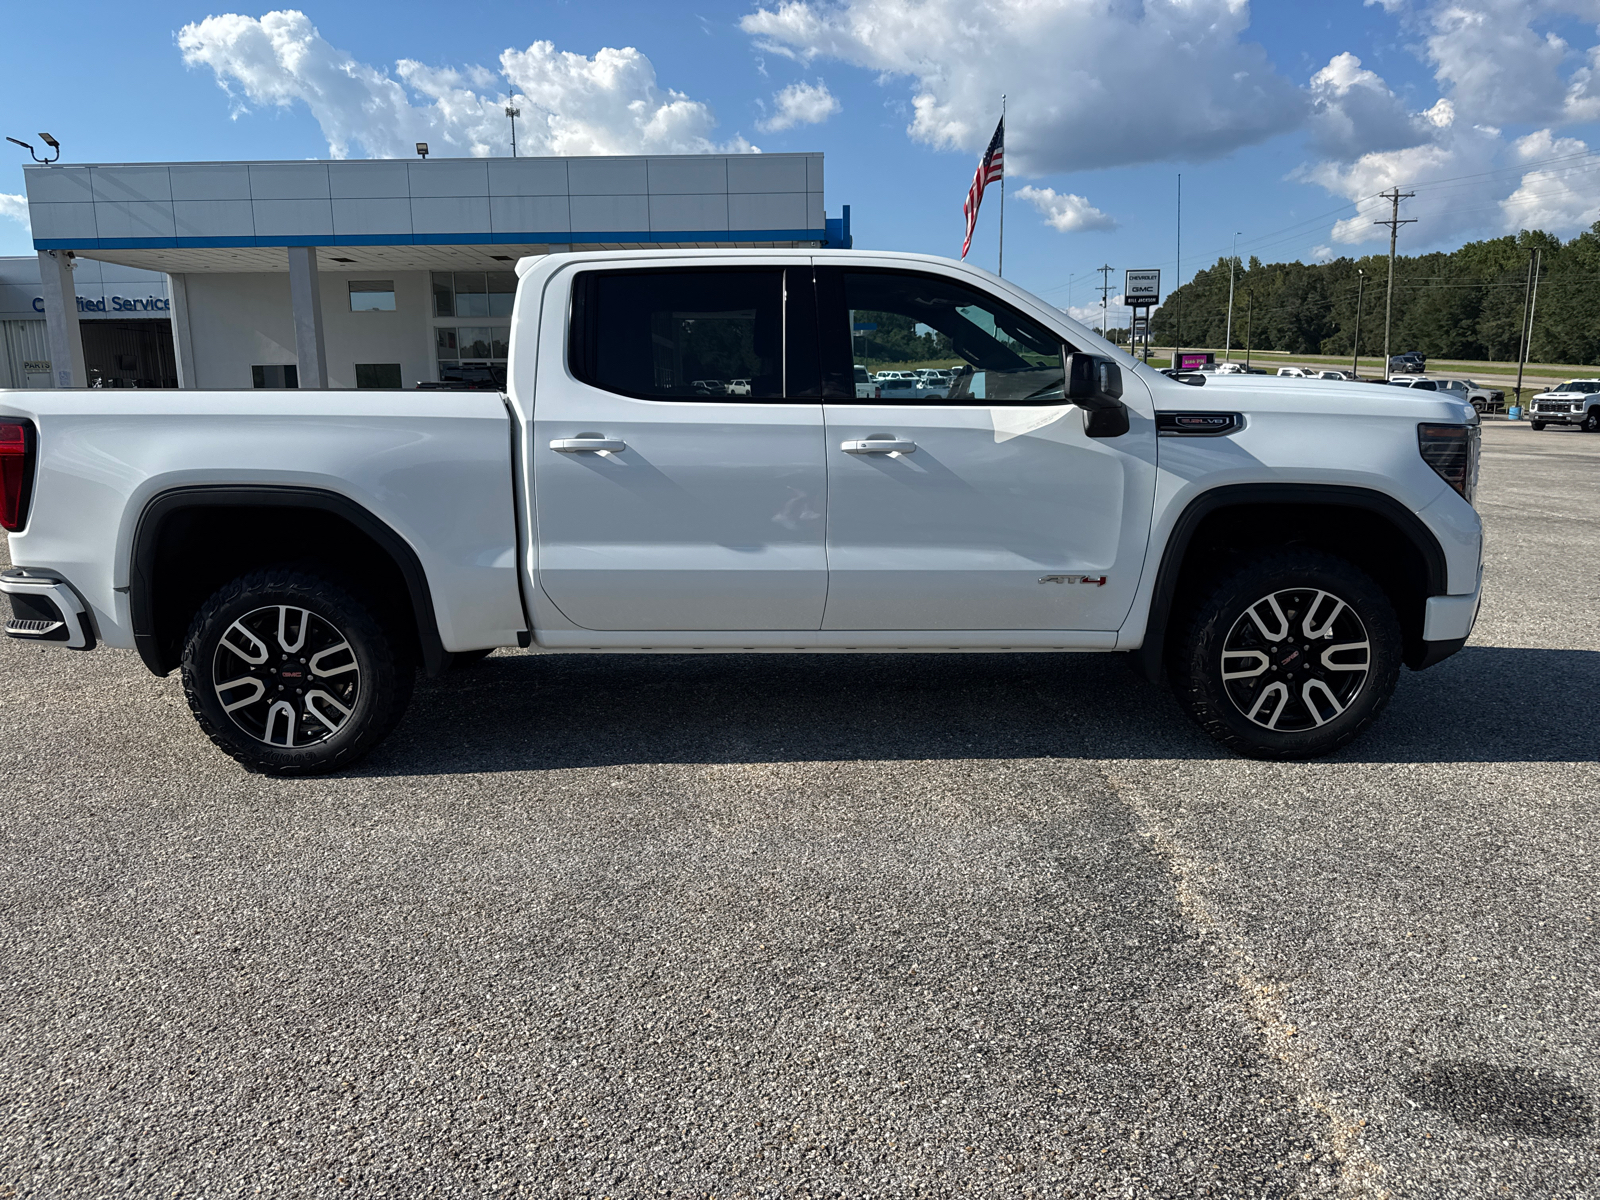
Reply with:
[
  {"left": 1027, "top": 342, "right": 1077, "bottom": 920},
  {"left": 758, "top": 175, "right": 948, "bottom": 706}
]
[{"left": 0, "top": 249, "right": 1483, "bottom": 774}]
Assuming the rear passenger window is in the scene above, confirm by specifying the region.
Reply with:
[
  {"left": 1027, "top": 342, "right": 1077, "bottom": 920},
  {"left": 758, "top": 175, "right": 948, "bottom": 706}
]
[{"left": 569, "top": 269, "right": 784, "bottom": 400}]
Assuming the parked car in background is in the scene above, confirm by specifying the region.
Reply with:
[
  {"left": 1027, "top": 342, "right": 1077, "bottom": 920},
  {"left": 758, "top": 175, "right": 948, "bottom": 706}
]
[
  {"left": 1389, "top": 352, "right": 1426, "bottom": 374},
  {"left": 1395, "top": 377, "right": 1503, "bottom": 413},
  {"left": 1529, "top": 379, "right": 1600, "bottom": 431},
  {"left": 914, "top": 377, "right": 948, "bottom": 399},
  {"left": 854, "top": 365, "right": 873, "bottom": 399},
  {"left": 1317, "top": 370, "right": 1357, "bottom": 381},
  {"left": 690, "top": 379, "right": 727, "bottom": 394},
  {"left": 726, "top": 378, "right": 752, "bottom": 397},
  {"left": 1213, "top": 362, "right": 1247, "bottom": 375},
  {"left": 875, "top": 376, "right": 925, "bottom": 400},
  {"left": 1276, "top": 367, "right": 1311, "bottom": 378}
]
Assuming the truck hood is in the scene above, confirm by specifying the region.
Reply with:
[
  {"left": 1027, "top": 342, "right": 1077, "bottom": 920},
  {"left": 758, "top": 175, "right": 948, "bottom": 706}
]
[{"left": 1142, "top": 371, "right": 1479, "bottom": 425}]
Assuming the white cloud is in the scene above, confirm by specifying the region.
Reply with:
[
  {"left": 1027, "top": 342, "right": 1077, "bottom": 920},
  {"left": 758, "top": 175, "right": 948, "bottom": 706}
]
[
  {"left": 1307, "top": 52, "right": 1426, "bottom": 159},
  {"left": 1501, "top": 129, "right": 1600, "bottom": 230},
  {"left": 1417, "top": 0, "right": 1600, "bottom": 127},
  {"left": 1311, "top": 244, "right": 1335, "bottom": 261},
  {"left": 1016, "top": 185, "right": 1115, "bottom": 233},
  {"left": 178, "top": 9, "right": 756, "bottom": 159},
  {"left": 759, "top": 79, "right": 839, "bottom": 131},
  {"left": 1296, "top": 18, "right": 1600, "bottom": 248},
  {"left": 739, "top": 0, "right": 1306, "bottom": 172},
  {"left": 0, "top": 194, "right": 28, "bottom": 231}
]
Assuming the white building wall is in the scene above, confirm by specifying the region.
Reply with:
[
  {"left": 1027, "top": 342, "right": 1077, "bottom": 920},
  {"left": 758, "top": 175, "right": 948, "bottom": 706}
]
[{"left": 187, "top": 269, "right": 432, "bottom": 389}]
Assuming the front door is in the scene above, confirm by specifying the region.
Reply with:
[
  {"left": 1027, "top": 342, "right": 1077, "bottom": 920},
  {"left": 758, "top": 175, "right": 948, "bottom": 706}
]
[
  {"left": 816, "top": 265, "right": 1157, "bottom": 631},
  {"left": 532, "top": 264, "right": 827, "bottom": 631}
]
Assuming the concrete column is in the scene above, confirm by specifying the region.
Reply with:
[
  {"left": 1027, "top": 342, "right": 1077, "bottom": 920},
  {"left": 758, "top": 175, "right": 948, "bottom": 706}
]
[
  {"left": 286, "top": 246, "right": 329, "bottom": 389},
  {"left": 36, "top": 250, "right": 86, "bottom": 388},
  {"left": 165, "top": 272, "right": 199, "bottom": 389}
]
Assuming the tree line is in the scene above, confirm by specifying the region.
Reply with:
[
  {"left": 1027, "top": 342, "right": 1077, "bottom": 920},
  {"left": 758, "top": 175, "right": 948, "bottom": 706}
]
[{"left": 1143, "top": 222, "right": 1600, "bottom": 365}]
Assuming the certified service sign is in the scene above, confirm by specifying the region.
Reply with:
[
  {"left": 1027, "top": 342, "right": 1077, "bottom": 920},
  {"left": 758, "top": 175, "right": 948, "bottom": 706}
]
[{"left": 1124, "top": 269, "right": 1160, "bottom": 306}]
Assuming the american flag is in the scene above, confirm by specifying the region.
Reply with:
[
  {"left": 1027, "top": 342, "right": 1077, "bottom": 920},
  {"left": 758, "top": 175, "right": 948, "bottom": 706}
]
[{"left": 961, "top": 116, "right": 1004, "bottom": 260}]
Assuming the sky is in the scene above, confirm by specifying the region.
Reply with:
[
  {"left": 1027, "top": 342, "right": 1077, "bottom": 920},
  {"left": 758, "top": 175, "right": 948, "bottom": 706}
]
[{"left": 3, "top": 0, "right": 1599, "bottom": 323}]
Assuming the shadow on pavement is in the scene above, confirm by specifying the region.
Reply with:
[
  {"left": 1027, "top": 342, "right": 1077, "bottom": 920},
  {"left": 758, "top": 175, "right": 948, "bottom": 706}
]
[
  {"left": 359, "top": 643, "right": 1598, "bottom": 776},
  {"left": 1405, "top": 1061, "right": 1594, "bottom": 1138}
]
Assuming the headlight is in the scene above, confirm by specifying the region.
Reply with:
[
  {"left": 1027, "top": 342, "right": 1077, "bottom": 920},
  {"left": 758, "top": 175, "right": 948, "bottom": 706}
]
[{"left": 1418, "top": 423, "right": 1480, "bottom": 505}]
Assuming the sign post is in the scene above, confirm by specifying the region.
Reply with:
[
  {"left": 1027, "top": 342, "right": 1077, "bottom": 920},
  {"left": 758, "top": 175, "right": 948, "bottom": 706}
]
[{"left": 1124, "top": 269, "right": 1160, "bottom": 363}]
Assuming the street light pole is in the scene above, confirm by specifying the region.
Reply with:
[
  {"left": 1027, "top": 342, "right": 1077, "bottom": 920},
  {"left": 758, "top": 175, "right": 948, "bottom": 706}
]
[{"left": 1224, "top": 231, "right": 1241, "bottom": 362}]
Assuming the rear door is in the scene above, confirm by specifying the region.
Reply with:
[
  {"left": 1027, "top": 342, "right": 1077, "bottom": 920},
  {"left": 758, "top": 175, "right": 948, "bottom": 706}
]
[
  {"left": 531, "top": 263, "right": 827, "bottom": 631},
  {"left": 812, "top": 263, "right": 1157, "bottom": 631}
]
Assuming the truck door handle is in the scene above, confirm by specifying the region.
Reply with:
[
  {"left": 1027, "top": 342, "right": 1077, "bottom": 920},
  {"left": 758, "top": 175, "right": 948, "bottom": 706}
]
[
  {"left": 550, "top": 437, "right": 626, "bottom": 453},
  {"left": 841, "top": 438, "right": 917, "bottom": 454}
]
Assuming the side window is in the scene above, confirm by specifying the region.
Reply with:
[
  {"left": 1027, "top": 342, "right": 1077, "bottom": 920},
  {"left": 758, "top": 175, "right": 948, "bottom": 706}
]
[
  {"left": 824, "top": 269, "right": 1076, "bottom": 404},
  {"left": 569, "top": 268, "right": 784, "bottom": 400}
]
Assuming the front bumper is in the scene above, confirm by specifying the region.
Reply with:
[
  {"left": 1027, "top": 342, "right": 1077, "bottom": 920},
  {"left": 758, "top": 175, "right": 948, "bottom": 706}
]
[{"left": 1, "top": 569, "right": 96, "bottom": 650}]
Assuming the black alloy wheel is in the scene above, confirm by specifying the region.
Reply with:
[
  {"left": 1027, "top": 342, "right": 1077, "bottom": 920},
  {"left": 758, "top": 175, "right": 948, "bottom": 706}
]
[
  {"left": 1583, "top": 408, "right": 1600, "bottom": 433},
  {"left": 1171, "top": 551, "right": 1402, "bottom": 760},
  {"left": 182, "top": 569, "right": 413, "bottom": 775}
]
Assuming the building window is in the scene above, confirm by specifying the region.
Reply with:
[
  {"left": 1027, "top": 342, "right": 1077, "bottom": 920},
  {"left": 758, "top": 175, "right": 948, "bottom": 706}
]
[
  {"left": 431, "top": 271, "right": 516, "bottom": 318},
  {"left": 355, "top": 363, "right": 403, "bottom": 389},
  {"left": 435, "top": 326, "right": 509, "bottom": 361},
  {"left": 349, "top": 280, "right": 396, "bottom": 312},
  {"left": 252, "top": 364, "right": 299, "bottom": 388}
]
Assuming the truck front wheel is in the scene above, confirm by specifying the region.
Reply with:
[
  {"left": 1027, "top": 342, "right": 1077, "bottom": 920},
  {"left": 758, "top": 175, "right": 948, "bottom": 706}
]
[
  {"left": 1583, "top": 408, "right": 1600, "bottom": 433},
  {"left": 181, "top": 569, "right": 414, "bottom": 775},
  {"left": 1170, "top": 552, "right": 1402, "bottom": 760}
]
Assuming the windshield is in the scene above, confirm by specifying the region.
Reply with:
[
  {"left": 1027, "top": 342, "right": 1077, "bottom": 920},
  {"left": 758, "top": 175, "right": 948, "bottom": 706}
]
[{"left": 1558, "top": 380, "right": 1600, "bottom": 392}]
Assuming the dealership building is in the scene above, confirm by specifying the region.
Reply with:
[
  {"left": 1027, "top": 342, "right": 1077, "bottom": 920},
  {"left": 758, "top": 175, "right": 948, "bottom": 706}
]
[{"left": 4, "top": 153, "right": 847, "bottom": 390}]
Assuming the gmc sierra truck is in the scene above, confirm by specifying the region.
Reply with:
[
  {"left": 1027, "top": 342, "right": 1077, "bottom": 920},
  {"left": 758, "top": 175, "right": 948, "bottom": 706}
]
[{"left": 0, "top": 249, "right": 1483, "bottom": 774}]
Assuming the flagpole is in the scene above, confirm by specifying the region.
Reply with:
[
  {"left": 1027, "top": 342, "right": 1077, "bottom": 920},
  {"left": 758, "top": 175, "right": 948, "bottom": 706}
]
[{"left": 997, "top": 94, "right": 1006, "bottom": 278}]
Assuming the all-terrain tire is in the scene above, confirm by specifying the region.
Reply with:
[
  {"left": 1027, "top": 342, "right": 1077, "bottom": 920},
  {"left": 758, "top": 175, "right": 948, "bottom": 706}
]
[
  {"left": 1530, "top": 421, "right": 1546, "bottom": 431},
  {"left": 1170, "top": 551, "right": 1402, "bottom": 760},
  {"left": 1583, "top": 408, "right": 1600, "bottom": 433},
  {"left": 181, "top": 569, "right": 414, "bottom": 775}
]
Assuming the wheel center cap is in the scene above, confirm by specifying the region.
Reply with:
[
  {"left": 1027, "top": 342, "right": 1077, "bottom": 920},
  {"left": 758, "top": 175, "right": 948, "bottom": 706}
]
[{"left": 1276, "top": 646, "right": 1305, "bottom": 669}]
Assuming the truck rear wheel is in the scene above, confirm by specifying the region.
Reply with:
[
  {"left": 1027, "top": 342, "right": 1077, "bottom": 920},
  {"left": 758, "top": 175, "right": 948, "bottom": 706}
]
[
  {"left": 1170, "top": 552, "right": 1402, "bottom": 760},
  {"left": 181, "top": 569, "right": 414, "bottom": 775}
]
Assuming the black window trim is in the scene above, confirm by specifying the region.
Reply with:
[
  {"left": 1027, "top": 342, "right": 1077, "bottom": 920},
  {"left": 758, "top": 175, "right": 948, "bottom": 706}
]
[{"left": 565, "top": 265, "right": 815, "bottom": 406}]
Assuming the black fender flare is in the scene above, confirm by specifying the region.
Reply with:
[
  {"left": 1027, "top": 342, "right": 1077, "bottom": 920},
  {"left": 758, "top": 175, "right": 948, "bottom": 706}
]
[
  {"left": 129, "top": 485, "right": 451, "bottom": 677},
  {"left": 1134, "top": 482, "right": 1450, "bottom": 683}
]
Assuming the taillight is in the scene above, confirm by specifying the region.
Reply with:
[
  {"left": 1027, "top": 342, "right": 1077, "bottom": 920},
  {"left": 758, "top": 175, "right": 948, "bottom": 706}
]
[
  {"left": 0, "top": 420, "right": 36, "bottom": 532},
  {"left": 1418, "top": 422, "right": 1480, "bottom": 505}
]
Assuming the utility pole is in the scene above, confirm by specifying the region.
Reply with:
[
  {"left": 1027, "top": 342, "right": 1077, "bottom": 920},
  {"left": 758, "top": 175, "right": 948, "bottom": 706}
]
[
  {"left": 1174, "top": 173, "right": 1182, "bottom": 362},
  {"left": 1244, "top": 291, "right": 1253, "bottom": 370},
  {"left": 1374, "top": 188, "right": 1416, "bottom": 381},
  {"left": 1514, "top": 246, "right": 1543, "bottom": 408},
  {"left": 1352, "top": 268, "right": 1366, "bottom": 378},
  {"left": 1224, "top": 231, "right": 1241, "bottom": 362},
  {"left": 1096, "top": 264, "right": 1114, "bottom": 340}
]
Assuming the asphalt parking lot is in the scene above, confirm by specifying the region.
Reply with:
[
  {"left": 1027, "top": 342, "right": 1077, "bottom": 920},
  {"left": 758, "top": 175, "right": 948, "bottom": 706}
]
[{"left": 1, "top": 420, "right": 1595, "bottom": 1198}]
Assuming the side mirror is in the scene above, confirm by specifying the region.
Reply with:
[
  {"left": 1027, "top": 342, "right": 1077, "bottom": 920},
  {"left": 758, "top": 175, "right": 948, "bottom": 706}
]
[
  {"left": 1064, "top": 353, "right": 1129, "bottom": 438},
  {"left": 1065, "top": 354, "right": 1123, "bottom": 406}
]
